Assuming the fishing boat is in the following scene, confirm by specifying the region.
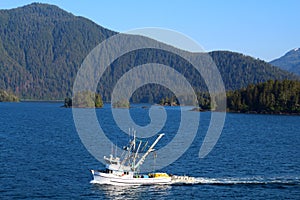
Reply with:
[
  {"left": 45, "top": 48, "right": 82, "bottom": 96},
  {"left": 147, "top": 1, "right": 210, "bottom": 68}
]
[
  {"left": 91, "top": 130, "right": 196, "bottom": 185},
  {"left": 90, "top": 133, "right": 173, "bottom": 185}
]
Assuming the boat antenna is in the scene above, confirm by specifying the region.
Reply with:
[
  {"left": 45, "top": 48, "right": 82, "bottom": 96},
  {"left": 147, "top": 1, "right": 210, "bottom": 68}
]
[
  {"left": 111, "top": 142, "right": 113, "bottom": 156},
  {"left": 133, "top": 129, "right": 136, "bottom": 151},
  {"left": 129, "top": 128, "right": 131, "bottom": 141},
  {"left": 153, "top": 151, "right": 157, "bottom": 173},
  {"left": 115, "top": 142, "right": 117, "bottom": 157}
]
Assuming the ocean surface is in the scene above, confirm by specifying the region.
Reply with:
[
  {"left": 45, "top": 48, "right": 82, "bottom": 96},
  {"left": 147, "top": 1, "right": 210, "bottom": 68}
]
[{"left": 1, "top": 102, "right": 299, "bottom": 199}]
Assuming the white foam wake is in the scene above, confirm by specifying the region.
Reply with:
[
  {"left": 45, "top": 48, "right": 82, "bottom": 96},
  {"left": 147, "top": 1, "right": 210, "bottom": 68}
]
[
  {"left": 170, "top": 175, "right": 300, "bottom": 185},
  {"left": 191, "top": 176, "right": 300, "bottom": 185}
]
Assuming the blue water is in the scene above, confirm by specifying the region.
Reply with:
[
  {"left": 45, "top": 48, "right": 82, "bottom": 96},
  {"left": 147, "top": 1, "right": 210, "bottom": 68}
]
[{"left": 1, "top": 102, "right": 299, "bottom": 199}]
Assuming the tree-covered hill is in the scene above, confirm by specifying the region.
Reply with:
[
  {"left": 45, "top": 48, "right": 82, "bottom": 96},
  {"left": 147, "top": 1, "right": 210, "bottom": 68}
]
[
  {"left": 227, "top": 80, "right": 300, "bottom": 114},
  {"left": 0, "top": 3, "right": 298, "bottom": 102},
  {"left": 158, "top": 79, "right": 300, "bottom": 115}
]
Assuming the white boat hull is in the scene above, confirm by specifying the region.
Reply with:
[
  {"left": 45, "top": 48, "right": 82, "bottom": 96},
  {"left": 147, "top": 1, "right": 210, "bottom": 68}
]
[{"left": 91, "top": 170, "right": 172, "bottom": 186}]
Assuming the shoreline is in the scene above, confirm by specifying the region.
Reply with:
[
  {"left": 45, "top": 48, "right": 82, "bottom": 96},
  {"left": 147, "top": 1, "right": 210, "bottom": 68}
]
[
  {"left": 20, "top": 99, "right": 64, "bottom": 103},
  {"left": 226, "top": 110, "right": 300, "bottom": 116},
  {"left": 4, "top": 101, "right": 300, "bottom": 116}
]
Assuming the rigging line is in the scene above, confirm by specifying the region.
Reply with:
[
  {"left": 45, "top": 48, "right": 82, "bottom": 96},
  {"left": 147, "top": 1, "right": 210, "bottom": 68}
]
[{"left": 140, "top": 141, "right": 148, "bottom": 152}]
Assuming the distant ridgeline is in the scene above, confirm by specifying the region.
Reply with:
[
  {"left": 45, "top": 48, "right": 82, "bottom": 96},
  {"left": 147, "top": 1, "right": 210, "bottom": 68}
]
[
  {"left": 0, "top": 90, "right": 19, "bottom": 102},
  {"left": 0, "top": 3, "right": 299, "bottom": 102},
  {"left": 270, "top": 48, "right": 300, "bottom": 76}
]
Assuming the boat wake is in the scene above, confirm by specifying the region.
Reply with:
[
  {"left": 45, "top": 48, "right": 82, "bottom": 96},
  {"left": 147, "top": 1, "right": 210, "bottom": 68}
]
[{"left": 171, "top": 176, "right": 300, "bottom": 186}]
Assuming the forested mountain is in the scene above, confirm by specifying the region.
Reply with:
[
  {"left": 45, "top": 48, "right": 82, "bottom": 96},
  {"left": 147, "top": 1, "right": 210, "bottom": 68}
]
[
  {"left": 270, "top": 48, "right": 300, "bottom": 75},
  {"left": 0, "top": 3, "right": 116, "bottom": 99},
  {"left": 0, "top": 3, "right": 298, "bottom": 101}
]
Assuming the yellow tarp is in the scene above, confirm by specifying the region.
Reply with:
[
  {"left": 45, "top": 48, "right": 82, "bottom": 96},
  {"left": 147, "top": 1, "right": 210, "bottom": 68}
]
[{"left": 149, "top": 173, "right": 170, "bottom": 178}]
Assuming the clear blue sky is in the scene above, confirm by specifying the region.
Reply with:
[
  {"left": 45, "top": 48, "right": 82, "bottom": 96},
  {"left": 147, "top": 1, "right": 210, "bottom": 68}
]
[{"left": 1, "top": 0, "right": 299, "bottom": 61}]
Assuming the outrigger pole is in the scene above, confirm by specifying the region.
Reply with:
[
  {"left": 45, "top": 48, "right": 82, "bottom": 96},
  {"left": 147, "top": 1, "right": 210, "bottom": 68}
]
[{"left": 134, "top": 133, "right": 165, "bottom": 170}]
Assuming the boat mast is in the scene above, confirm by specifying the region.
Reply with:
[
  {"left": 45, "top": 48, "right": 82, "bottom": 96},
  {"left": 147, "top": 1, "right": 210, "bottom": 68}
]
[{"left": 134, "top": 133, "right": 164, "bottom": 170}]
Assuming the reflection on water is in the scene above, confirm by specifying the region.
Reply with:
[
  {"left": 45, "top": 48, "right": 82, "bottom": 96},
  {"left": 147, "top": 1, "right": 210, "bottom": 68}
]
[{"left": 91, "top": 184, "right": 172, "bottom": 199}]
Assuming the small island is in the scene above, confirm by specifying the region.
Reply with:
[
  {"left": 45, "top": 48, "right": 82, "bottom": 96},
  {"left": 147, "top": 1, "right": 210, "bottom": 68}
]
[
  {"left": 159, "top": 97, "right": 178, "bottom": 106},
  {"left": 158, "top": 93, "right": 213, "bottom": 112},
  {"left": 64, "top": 91, "right": 103, "bottom": 108},
  {"left": 112, "top": 99, "right": 130, "bottom": 108},
  {"left": 0, "top": 90, "right": 19, "bottom": 102}
]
